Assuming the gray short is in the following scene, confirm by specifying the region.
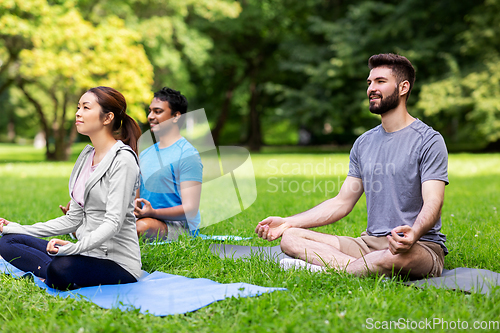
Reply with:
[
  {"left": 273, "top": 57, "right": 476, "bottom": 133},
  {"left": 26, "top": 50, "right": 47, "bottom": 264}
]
[{"left": 163, "top": 220, "right": 189, "bottom": 241}]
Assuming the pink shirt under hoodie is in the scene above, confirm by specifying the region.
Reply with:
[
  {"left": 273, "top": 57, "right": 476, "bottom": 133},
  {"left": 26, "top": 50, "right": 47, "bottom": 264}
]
[{"left": 72, "top": 150, "right": 98, "bottom": 207}]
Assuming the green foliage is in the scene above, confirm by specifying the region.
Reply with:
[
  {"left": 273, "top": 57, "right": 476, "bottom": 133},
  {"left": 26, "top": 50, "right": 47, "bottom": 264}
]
[
  {"left": 0, "top": 0, "right": 155, "bottom": 160},
  {"left": 19, "top": 12, "right": 153, "bottom": 118},
  {"left": 188, "top": 0, "right": 499, "bottom": 147},
  {"left": 76, "top": 0, "right": 241, "bottom": 95},
  {"left": 416, "top": 0, "right": 500, "bottom": 145},
  {"left": 269, "top": 0, "right": 484, "bottom": 145},
  {"left": 3, "top": 0, "right": 500, "bottom": 153},
  {"left": 188, "top": 0, "right": 319, "bottom": 147}
]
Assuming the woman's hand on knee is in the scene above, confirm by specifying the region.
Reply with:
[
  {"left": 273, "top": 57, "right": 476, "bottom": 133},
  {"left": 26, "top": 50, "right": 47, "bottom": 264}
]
[
  {"left": 47, "top": 238, "right": 70, "bottom": 254},
  {"left": 0, "top": 218, "right": 11, "bottom": 233}
]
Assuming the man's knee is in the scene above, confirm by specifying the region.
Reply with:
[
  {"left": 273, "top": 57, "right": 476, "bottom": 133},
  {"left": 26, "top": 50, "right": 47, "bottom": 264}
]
[
  {"left": 136, "top": 218, "right": 157, "bottom": 234},
  {"left": 376, "top": 249, "right": 421, "bottom": 275},
  {"left": 280, "top": 228, "right": 305, "bottom": 254},
  {"left": 136, "top": 218, "right": 167, "bottom": 238},
  {"left": 281, "top": 227, "right": 299, "bottom": 243},
  {"left": 135, "top": 218, "right": 149, "bottom": 235}
]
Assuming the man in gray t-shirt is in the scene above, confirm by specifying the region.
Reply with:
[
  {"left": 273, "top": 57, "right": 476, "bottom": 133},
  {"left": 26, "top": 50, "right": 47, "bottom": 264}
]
[
  {"left": 349, "top": 119, "right": 448, "bottom": 253},
  {"left": 255, "top": 53, "right": 448, "bottom": 279}
]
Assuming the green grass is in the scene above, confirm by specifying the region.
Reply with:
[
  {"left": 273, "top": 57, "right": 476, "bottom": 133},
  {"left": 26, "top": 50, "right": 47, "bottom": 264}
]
[{"left": 0, "top": 144, "right": 499, "bottom": 332}]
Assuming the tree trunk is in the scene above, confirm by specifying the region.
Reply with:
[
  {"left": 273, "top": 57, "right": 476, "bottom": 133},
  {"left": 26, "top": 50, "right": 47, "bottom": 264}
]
[
  {"left": 60, "top": 92, "right": 71, "bottom": 160},
  {"left": 53, "top": 129, "right": 69, "bottom": 161},
  {"left": 0, "top": 52, "right": 17, "bottom": 95},
  {"left": 211, "top": 68, "right": 250, "bottom": 146},
  {"left": 7, "top": 113, "right": 15, "bottom": 142},
  {"left": 212, "top": 88, "right": 234, "bottom": 146},
  {"left": 51, "top": 91, "right": 71, "bottom": 161},
  {"left": 18, "top": 83, "right": 53, "bottom": 160},
  {"left": 247, "top": 79, "right": 262, "bottom": 152},
  {"left": 66, "top": 123, "right": 78, "bottom": 158}
]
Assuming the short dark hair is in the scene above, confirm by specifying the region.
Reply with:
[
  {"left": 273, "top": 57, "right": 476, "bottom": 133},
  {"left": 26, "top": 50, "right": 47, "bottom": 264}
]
[
  {"left": 153, "top": 87, "right": 188, "bottom": 116},
  {"left": 368, "top": 53, "right": 416, "bottom": 100}
]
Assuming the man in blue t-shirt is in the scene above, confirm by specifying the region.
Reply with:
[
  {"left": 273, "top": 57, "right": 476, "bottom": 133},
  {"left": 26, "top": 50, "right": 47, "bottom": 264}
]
[
  {"left": 255, "top": 54, "right": 448, "bottom": 279},
  {"left": 134, "top": 87, "right": 203, "bottom": 240}
]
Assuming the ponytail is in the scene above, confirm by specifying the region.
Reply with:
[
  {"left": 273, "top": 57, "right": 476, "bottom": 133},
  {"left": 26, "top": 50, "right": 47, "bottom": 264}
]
[{"left": 119, "top": 113, "right": 142, "bottom": 155}]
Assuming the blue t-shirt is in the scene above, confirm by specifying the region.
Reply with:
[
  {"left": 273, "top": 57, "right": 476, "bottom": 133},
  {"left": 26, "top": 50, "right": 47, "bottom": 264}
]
[
  {"left": 139, "top": 137, "right": 203, "bottom": 232},
  {"left": 348, "top": 119, "right": 449, "bottom": 254}
]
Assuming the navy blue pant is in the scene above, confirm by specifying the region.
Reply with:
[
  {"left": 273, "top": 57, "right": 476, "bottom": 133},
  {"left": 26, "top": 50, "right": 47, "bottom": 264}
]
[{"left": 0, "top": 234, "right": 137, "bottom": 290}]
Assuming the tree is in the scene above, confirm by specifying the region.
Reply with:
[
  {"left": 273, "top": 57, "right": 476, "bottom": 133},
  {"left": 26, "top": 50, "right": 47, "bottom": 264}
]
[
  {"left": 417, "top": 0, "right": 500, "bottom": 150},
  {"left": 270, "top": 0, "right": 483, "bottom": 145},
  {"left": 74, "top": 0, "right": 242, "bottom": 98},
  {"left": 190, "top": 0, "right": 320, "bottom": 150},
  {"left": 0, "top": 0, "right": 154, "bottom": 160}
]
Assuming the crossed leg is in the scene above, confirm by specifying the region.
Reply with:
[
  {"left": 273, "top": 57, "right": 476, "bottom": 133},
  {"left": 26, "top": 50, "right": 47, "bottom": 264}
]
[
  {"left": 136, "top": 217, "right": 169, "bottom": 239},
  {"left": 136, "top": 217, "right": 189, "bottom": 241},
  {"left": 280, "top": 228, "right": 435, "bottom": 279}
]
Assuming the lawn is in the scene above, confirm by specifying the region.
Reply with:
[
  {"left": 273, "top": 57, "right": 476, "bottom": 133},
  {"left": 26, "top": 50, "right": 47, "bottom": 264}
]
[{"left": 0, "top": 143, "right": 499, "bottom": 332}]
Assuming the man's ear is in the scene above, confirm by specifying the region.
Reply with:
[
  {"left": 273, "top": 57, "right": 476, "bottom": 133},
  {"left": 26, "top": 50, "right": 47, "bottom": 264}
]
[
  {"left": 399, "top": 80, "right": 410, "bottom": 97},
  {"left": 103, "top": 112, "right": 115, "bottom": 126},
  {"left": 172, "top": 111, "right": 181, "bottom": 123}
]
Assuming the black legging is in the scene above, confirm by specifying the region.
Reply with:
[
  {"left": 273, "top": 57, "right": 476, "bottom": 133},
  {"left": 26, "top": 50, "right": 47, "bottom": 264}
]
[{"left": 0, "top": 234, "right": 137, "bottom": 290}]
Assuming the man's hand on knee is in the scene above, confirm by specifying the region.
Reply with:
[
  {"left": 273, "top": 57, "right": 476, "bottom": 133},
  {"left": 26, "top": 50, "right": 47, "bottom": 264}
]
[
  {"left": 387, "top": 225, "right": 418, "bottom": 255},
  {"left": 59, "top": 201, "right": 70, "bottom": 215},
  {"left": 255, "top": 216, "right": 290, "bottom": 241},
  {"left": 134, "top": 198, "right": 155, "bottom": 219}
]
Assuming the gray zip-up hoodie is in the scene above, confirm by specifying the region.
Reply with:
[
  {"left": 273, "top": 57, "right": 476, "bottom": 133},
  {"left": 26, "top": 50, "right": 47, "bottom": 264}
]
[{"left": 3, "top": 141, "right": 142, "bottom": 279}]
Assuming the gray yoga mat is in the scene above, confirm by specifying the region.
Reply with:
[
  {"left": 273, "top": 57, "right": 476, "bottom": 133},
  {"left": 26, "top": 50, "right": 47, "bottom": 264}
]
[
  {"left": 404, "top": 267, "right": 500, "bottom": 295},
  {"left": 209, "top": 244, "right": 293, "bottom": 262},
  {"left": 210, "top": 244, "right": 500, "bottom": 294}
]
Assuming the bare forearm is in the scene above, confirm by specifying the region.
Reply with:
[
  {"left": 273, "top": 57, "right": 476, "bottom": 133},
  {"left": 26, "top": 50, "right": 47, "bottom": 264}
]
[
  {"left": 285, "top": 177, "right": 363, "bottom": 229},
  {"left": 286, "top": 197, "right": 352, "bottom": 229},
  {"left": 149, "top": 205, "right": 186, "bottom": 220},
  {"left": 256, "top": 176, "right": 363, "bottom": 241},
  {"left": 411, "top": 180, "right": 446, "bottom": 240},
  {"left": 150, "top": 204, "right": 198, "bottom": 220},
  {"left": 412, "top": 199, "right": 443, "bottom": 240}
]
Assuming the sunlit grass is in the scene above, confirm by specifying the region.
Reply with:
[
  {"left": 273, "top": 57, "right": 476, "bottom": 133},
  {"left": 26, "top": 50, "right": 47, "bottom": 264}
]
[{"left": 0, "top": 144, "right": 499, "bottom": 332}]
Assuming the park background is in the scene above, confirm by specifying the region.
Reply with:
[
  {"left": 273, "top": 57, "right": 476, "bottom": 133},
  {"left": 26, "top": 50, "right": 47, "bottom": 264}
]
[
  {"left": 2, "top": 0, "right": 500, "bottom": 156},
  {"left": 1, "top": 1, "right": 500, "bottom": 332}
]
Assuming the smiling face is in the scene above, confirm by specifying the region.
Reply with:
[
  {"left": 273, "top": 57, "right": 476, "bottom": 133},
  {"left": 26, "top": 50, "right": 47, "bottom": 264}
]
[
  {"left": 147, "top": 98, "right": 180, "bottom": 134},
  {"left": 75, "top": 92, "right": 107, "bottom": 136},
  {"left": 366, "top": 66, "right": 402, "bottom": 115}
]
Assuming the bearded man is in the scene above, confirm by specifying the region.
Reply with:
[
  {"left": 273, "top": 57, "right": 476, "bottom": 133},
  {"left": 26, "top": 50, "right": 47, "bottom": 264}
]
[{"left": 255, "top": 53, "right": 448, "bottom": 279}]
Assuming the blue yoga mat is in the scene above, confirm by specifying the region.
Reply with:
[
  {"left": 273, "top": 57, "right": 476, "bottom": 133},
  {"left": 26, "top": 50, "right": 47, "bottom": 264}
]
[
  {"left": 148, "top": 234, "right": 252, "bottom": 245},
  {"left": 0, "top": 258, "right": 285, "bottom": 316},
  {"left": 199, "top": 234, "right": 253, "bottom": 241}
]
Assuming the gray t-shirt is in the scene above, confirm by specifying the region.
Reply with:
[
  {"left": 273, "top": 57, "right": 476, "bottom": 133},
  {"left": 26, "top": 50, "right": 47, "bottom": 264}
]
[{"left": 348, "top": 119, "right": 449, "bottom": 254}]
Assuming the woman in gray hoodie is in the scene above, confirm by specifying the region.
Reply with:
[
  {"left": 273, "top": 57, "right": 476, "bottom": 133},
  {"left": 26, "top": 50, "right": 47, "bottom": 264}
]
[{"left": 0, "top": 87, "right": 142, "bottom": 290}]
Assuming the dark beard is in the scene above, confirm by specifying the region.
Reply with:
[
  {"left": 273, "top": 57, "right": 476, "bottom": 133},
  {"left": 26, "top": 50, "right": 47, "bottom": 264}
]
[{"left": 369, "top": 88, "right": 400, "bottom": 115}]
